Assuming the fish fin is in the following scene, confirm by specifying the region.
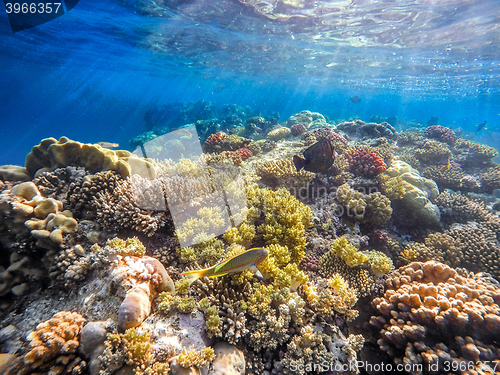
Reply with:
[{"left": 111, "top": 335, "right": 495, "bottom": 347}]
[
  {"left": 293, "top": 155, "right": 305, "bottom": 171},
  {"left": 181, "top": 269, "right": 205, "bottom": 284},
  {"left": 249, "top": 265, "right": 263, "bottom": 279},
  {"left": 207, "top": 272, "right": 228, "bottom": 278}
]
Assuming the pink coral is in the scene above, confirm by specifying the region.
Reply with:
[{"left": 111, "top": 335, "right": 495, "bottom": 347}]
[
  {"left": 205, "top": 132, "right": 228, "bottom": 145},
  {"left": 290, "top": 123, "right": 307, "bottom": 136},
  {"left": 235, "top": 147, "right": 253, "bottom": 160},
  {"left": 348, "top": 150, "right": 386, "bottom": 177},
  {"left": 424, "top": 125, "right": 456, "bottom": 144}
]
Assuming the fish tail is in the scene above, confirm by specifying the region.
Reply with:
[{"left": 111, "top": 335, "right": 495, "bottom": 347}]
[
  {"left": 181, "top": 269, "right": 206, "bottom": 284},
  {"left": 293, "top": 155, "right": 306, "bottom": 171}
]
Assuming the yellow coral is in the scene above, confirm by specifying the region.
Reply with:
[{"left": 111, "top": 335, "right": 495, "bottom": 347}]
[
  {"left": 364, "top": 250, "right": 394, "bottom": 276},
  {"left": 332, "top": 237, "right": 367, "bottom": 267},
  {"left": 177, "top": 347, "right": 215, "bottom": 368}
]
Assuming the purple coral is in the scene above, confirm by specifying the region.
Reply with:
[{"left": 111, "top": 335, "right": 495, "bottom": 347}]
[
  {"left": 291, "top": 123, "right": 307, "bottom": 136},
  {"left": 424, "top": 125, "right": 456, "bottom": 144}
]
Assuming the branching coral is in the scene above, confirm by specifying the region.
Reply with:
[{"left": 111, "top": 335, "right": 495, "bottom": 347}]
[
  {"left": 93, "top": 177, "right": 170, "bottom": 236},
  {"left": 347, "top": 149, "right": 387, "bottom": 177},
  {"left": 336, "top": 183, "right": 392, "bottom": 225},
  {"left": 369, "top": 261, "right": 500, "bottom": 374},
  {"left": 256, "top": 159, "right": 315, "bottom": 187}
]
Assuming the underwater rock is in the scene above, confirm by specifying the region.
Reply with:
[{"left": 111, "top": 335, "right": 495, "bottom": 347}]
[
  {"left": 117, "top": 283, "right": 151, "bottom": 332},
  {"left": 209, "top": 342, "right": 245, "bottom": 375}
]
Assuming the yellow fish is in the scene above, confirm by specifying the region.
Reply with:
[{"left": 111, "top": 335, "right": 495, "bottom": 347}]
[
  {"left": 96, "top": 142, "right": 119, "bottom": 149},
  {"left": 181, "top": 248, "right": 267, "bottom": 284},
  {"left": 441, "top": 163, "right": 451, "bottom": 171}
]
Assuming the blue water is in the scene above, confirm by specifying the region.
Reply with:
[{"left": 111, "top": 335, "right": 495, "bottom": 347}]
[{"left": 1, "top": 0, "right": 500, "bottom": 165}]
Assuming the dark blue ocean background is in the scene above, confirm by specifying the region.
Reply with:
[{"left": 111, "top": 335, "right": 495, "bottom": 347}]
[{"left": 1, "top": 0, "right": 499, "bottom": 165}]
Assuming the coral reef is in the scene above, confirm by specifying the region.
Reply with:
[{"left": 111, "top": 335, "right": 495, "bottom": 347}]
[{"left": 267, "top": 126, "right": 291, "bottom": 141}]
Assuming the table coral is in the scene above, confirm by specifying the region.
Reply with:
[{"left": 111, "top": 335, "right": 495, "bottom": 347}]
[
  {"left": 20, "top": 311, "right": 86, "bottom": 374},
  {"left": 369, "top": 261, "right": 500, "bottom": 374},
  {"left": 414, "top": 140, "right": 452, "bottom": 165}
]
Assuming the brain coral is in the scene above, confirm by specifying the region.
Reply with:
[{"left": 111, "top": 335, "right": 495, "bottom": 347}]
[
  {"left": 25, "top": 136, "right": 155, "bottom": 179},
  {"left": 369, "top": 261, "right": 500, "bottom": 374}
]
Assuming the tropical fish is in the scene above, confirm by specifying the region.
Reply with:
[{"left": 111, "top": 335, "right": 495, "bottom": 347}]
[
  {"left": 441, "top": 163, "right": 451, "bottom": 171},
  {"left": 475, "top": 120, "right": 487, "bottom": 133},
  {"left": 96, "top": 142, "right": 119, "bottom": 149},
  {"left": 350, "top": 96, "right": 361, "bottom": 104},
  {"left": 173, "top": 129, "right": 193, "bottom": 138},
  {"left": 293, "top": 139, "right": 336, "bottom": 173},
  {"left": 181, "top": 248, "right": 268, "bottom": 284}
]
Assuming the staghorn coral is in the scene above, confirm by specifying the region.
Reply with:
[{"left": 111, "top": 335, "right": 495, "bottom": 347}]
[
  {"left": 25, "top": 136, "right": 155, "bottom": 179},
  {"left": 369, "top": 261, "right": 500, "bottom": 374},
  {"left": 20, "top": 311, "right": 86, "bottom": 375},
  {"left": 256, "top": 158, "right": 315, "bottom": 187},
  {"left": 93, "top": 177, "right": 170, "bottom": 236},
  {"left": 423, "top": 125, "right": 456, "bottom": 144}
]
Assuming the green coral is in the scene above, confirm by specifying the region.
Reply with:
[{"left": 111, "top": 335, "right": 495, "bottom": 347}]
[
  {"left": 336, "top": 184, "right": 392, "bottom": 225},
  {"left": 157, "top": 293, "right": 196, "bottom": 314},
  {"left": 177, "top": 238, "right": 225, "bottom": 265},
  {"left": 106, "top": 237, "right": 146, "bottom": 256}
]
